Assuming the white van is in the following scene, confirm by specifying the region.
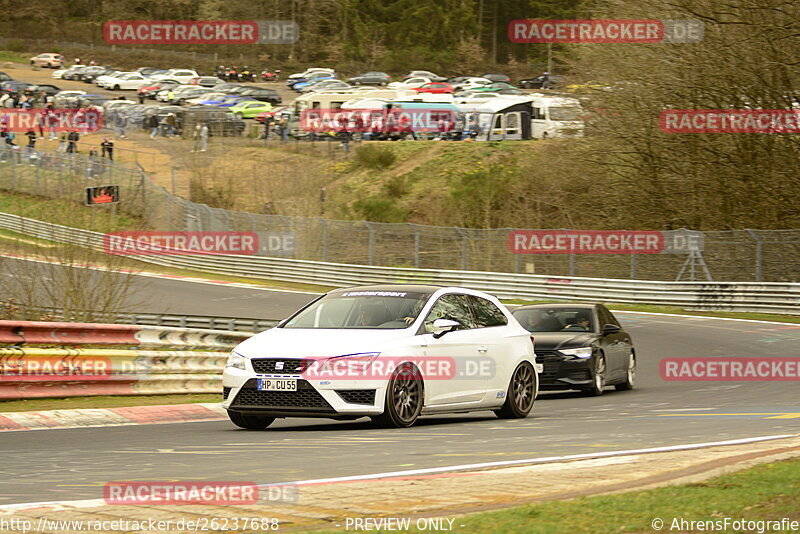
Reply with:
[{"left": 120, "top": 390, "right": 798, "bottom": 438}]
[{"left": 527, "top": 95, "right": 584, "bottom": 139}]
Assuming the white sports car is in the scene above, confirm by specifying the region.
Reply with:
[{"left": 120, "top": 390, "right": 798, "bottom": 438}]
[{"left": 223, "top": 285, "right": 540, "bottom": 429}]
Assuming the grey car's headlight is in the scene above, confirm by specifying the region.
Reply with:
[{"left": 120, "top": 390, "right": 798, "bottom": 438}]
[
  {"left": 560, "top": 347, "right": 593, "bottom": 359},
  {"left": 225, "top": 352, "right": 247, "bottom": 370}
]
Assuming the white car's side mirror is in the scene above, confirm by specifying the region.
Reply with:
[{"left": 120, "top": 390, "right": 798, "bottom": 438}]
[{"left": 431, "top": 318, "right": 460, "bottom": 338}]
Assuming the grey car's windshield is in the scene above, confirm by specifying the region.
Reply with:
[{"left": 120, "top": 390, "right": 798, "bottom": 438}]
[
  {"left": 513, "top": 308, "right": 595, "bottom": 333},
  {"left": 283, "top": 290, "right": 433, "bottom": 329}
]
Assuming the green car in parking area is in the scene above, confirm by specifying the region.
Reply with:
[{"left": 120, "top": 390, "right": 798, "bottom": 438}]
[
  {"left": 467, "top": 82, "right": 524, "bottom": 94},
  {"left": 228, "top": 100, "right": 274, "bottom": 119}
]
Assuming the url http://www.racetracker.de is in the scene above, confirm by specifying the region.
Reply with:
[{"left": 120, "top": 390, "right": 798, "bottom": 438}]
[{"left": 0, "top": 517, "right": 281, "bottom": 532}]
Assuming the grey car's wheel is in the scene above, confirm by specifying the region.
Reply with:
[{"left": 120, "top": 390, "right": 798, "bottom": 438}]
[
  {"left": 113, "top": 85, "right": 120, "bottom": 91},
  {"left": 615, "top": 353, "right": 636, "bottom": 391},
  {"left": 227, "top": 410, "right": 274, "bottom": 430},
  {"left": 584, "top": 353, "right": 606, "bottom": 396},
  {"left": 372, "top": 363, "right": 423, "bottom": 428},
  {"left": 495, "top": 361, "right": 536, "bottom": 419}
]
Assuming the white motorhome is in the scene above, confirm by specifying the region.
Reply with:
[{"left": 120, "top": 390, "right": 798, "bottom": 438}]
[{"left": 527, "top": 95, "right": 585, "bottom": 139}]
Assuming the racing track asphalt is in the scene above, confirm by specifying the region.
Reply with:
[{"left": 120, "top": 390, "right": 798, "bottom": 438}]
[{"left": 0, "top": 266, "right": 798, "bottom": 505}]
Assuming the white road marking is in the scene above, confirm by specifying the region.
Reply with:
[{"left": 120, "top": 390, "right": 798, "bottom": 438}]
[{"left": 1, "top": 433, "right": 795, "bottom": 512}]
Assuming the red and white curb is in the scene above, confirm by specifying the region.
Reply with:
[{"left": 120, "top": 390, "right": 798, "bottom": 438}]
[{"left": 0, "top": 402, "right": 226, "bottom": 432}]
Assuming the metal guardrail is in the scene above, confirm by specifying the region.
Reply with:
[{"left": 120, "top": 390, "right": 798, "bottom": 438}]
[
  {"left": 0, "top": 321, "right": 244, "bottom": 400},
  {"left": 1, "top": 213, "right": 798, "bottom": 314},
  {"left": 1, "top": 304, "right": 279, "bottom": 333}
]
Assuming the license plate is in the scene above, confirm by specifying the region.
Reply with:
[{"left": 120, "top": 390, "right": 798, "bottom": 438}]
[{"left": 257, "top": 378, "right": 297, "bottom": 392}]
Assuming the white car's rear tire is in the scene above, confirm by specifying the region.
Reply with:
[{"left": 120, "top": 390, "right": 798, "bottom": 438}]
[{"left": 494, "top": 361, "right": 536, "bottom": 419}]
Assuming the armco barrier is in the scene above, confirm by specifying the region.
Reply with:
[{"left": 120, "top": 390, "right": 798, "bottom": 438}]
[
  {"left": 0, "top": 348, "right": 227, "bottom": 399},
  {"left": 0, "top": 320, "right": 251, "bottom": 350},
  {"left": 0, "top": 213, "right": 798, "bottom": 314}
]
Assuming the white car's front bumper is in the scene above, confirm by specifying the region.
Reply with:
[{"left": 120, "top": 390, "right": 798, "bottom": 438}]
[{"left": 222, "top": 365, "right": 386, "bottom": 418}]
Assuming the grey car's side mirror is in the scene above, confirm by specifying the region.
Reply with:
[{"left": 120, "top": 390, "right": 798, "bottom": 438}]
[
  {"left": 431, "top": 318, "right": 460, "bottom": 338},
  {"left": 602, "top": 323, "right": 621, "bottom": 335}
]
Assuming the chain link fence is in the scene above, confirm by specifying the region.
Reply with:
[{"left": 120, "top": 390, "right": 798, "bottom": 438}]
[{"left": 0, "top": 145, "right": 798, "bottom": 283}]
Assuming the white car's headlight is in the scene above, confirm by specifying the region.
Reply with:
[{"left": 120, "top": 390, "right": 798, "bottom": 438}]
[
  {"left": 225, "top": 352, "right": 247, "bottom": 370},
  {"left": 560, "top": 347, "right": 593, "bottom": 359},
  {"left": 314, "top": 353, "right": 380, "bottom": 375}
]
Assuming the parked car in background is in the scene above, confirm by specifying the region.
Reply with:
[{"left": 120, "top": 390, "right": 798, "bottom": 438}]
[
  {"left": 78, "top": 94, "right": 111, "bottom": 109},
  {"left": 1, "top": 81, "right": 33, "bottom": 96},
  {"left": 211, "top": 95, "right": 258, "bottom": 108},
  {"left": 185, "top": 91, "right": 228, "bottom": 106},
  {"left": 137, "top": 67, "right": 166, "bottom": 76},
  {"left": 211, "top": 83, "right": 247, "bottom": 93},
  {"left": 138, "top": 80, "right": 180, "bottom": 99},
  {"left": 101, "top": 72, "right": 151, "bottom": 91},
  {"left": 30, "top": 53, "right": 64, "bottom": 68},
  {"left": 512, "top": 303, "right": 635, "bottom": 396},
  {"left": 190, "top": 76, "right": 226, "bottom": 87},
  {"left": 347, "top": 72, "right": 391, "bottom": 86},
  {"left": 151, "top": 69, "right": 200, "bottom": 83},
  {"left": 298, "top": 80, "right": 352, "bottom": 93},
  {"left": 171, "top": 87, "right": 215, "bottom": 105},
  {"left": 63, "top": 66, "right": 92, "bottom": 81},
  {"left": 26, "top": 84, "right": 61, "bottom": 97},
  {"left": 388, "top": 76, "right": 432, "bottom": 90},
  {"left": 156, "top": 84, "right": 200, "bottom": 103},
  {"left": 53, "top": 90, "right": 87, "bottom": 107},
  {"left": 412, "top": 82, "right": 454, "bottom": 94},
  {"left": 235, "top": 87, "right": 282, "bottom": 105},
  {"left": 519, "top": 74, "right": 564, "bottom": 89},
  {"left": 451, "top": 77, "right": 493, "bottom": 92},
  {"left": 287, "top": 67, "right": 335, "bottom": 83},
  {"left": 404, "top": 70, "right": 447, "bottom": 82},
  {"left": 223, "top": 285, "right": 539, "bottom": 429},
  {"left": 0, "top": 72, "right": 13, "bottom": 82},
  {"left": 77, "top": 66, "right": 113, "bottom": 83},
  {"left": 255, "top": 106, "right": 291, "bottom": 123},
  {"left": 291, "top": 71, "right": 337, "bottom": 90},
  {"left": 461, "top": 82, "right": 523, "bottom": 95},
  {"left": 481, "top": 73, "right": 512, "bottom": 83},
  {"left": 229, "top": 100, "right": 274, "bottom": 119}
]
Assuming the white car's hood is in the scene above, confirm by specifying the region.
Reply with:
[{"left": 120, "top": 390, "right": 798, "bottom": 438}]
[{"left": 234, "top": 327, "right": 414, "bottom": 359}]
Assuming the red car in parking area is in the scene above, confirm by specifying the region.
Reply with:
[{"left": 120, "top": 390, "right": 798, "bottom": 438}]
[
  {"left": 412, "top": 82, "right": 454, "bottom": 94},
  {"left": 254, "top": 106, "right": 290, "bottom": 123}
]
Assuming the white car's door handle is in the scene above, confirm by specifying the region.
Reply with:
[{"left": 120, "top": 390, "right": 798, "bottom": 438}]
[{"left": 477, "top": 345, "right": 488, "bottom": 353}]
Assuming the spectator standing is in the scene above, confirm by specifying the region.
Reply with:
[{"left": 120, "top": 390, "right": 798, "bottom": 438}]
[
  {"left": 116, "top": 114, "right": 127, "bottom": 139},
  {"left": 165, "top": 113, "right": 177, "bottom": 136},
  {"left": 26, "top": 130, "right": 36, "bottom": 148},
  {"left": 100, "top": 137, "right": 114, "bottom": 160},
  {"left": 192, "top": 123, "right": 202, "bottom": 151},
  {"left": 66, "top": 130, "right": 79, "bottom": 153},
  {"left": 57, "top": 131, "right": 67, "bottom": 152},
  {"left": 148, "top": 114, "right": 159, "bottom": 138},
  {"left": 199, "top": 122, "right": 209, "bottom": 152}
]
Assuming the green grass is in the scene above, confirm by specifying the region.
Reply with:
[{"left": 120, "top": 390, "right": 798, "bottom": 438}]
[
  {"left": 0, "top": 394, "right": 221, "bottom": 413},
  {"left": 0, "top": 190, "right": 139, "bottom": 232},
  {"left": 504, "top": 299, "right": 800, "bottom": 324},
  {"left": 0, "top": 50, "right": 28, "bottom": 63},
  {"left": 308, "top": 457, "right": 800, "bottom": 533}
]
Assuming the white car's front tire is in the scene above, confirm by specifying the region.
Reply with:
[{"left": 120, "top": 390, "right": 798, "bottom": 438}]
[{"left": 371, "top": 363, "right": 424, "bottom": 428}]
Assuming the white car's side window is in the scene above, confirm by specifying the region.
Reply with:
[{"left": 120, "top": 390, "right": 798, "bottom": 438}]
[{"left": 423, "top": 294, "right": 475, "bottom": 333}]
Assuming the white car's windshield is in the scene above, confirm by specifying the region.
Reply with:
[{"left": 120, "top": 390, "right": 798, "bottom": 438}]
[{"left": 283, "top": 290, "right": 433, "bottom": 329}]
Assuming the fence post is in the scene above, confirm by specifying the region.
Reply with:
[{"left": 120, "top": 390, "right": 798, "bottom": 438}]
[
  {"left": 321, "top": 218, "right": 329, "bottom": 262},
  {"left": 412, "top": 223, "right": 420, "bottom": 268},
  {"left": 630, "top": 254, "right": 638, "bottom": 279},
  {"left": 456, "top": 228, "right": 468, "bottom": 270},
  {"left": 746, "top": 229, "right": 763, "bottom": 282},
  {"left": 365, "top": 221, "right": 375, "bottom": 265}
]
